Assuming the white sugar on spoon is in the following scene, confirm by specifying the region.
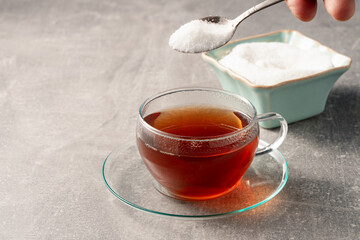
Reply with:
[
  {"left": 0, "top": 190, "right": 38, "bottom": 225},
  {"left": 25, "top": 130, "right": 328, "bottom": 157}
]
[
  {"left": 169, "top": 19, "right": 234, "bottom": 54},
  {"left": 169, "top": 0, "right": 284, "bottom": 53}
]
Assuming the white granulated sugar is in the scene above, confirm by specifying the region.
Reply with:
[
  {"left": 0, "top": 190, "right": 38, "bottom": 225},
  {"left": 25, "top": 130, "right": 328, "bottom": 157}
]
[
  {"left": 219, "top": 42, "right": 334, "bottom": 86},
  {"left": 169, "top": 20, "right": 234, "bottom": 53}
]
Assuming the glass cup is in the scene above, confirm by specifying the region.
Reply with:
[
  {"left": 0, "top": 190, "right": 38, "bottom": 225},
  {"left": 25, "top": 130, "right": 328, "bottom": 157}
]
[{"left": 136, "top": 88, "right": 287, "bottom": 200}]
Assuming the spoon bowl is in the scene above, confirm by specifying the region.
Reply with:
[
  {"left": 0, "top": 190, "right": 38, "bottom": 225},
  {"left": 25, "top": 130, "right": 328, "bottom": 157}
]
[
  {"left": 200, "top": 16, "right": 228, "bottom": 24},
  {"left": 169, "top": 0, "right": 284, "bottom": 53}
]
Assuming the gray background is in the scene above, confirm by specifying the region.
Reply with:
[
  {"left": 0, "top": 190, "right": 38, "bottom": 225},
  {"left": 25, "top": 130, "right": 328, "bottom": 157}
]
[{"left": 0, "top": 0, "right": 359, "bottom": 239}]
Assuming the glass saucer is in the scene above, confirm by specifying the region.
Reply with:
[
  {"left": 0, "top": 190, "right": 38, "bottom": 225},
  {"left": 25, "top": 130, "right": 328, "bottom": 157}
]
[{"left": 102, "top": 140, "right": 288, "bottom": 219}]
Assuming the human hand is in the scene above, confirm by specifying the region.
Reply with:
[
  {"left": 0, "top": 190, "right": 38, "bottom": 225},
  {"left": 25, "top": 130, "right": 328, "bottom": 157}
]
[{"left": 286, "top": 0, "right": 355, "bottom": 22}]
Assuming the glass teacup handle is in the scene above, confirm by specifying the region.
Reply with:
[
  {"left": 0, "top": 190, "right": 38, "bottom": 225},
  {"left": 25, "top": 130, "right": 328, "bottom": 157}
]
[{"left": 255, "top": 112, "right": 288, "bottom": 155}]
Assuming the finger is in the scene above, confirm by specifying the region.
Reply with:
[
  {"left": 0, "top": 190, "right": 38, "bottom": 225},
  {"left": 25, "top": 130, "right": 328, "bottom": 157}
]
[
  {"left": 285, "top": 0, "right": 318, "bottom": 22},
  {"left": 324, "top": 0, "right": 355, "bottom": 21}
]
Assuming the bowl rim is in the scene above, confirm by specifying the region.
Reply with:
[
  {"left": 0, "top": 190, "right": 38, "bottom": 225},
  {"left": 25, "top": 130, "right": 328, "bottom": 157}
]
[{"left": 201, "top": 29, "right": 352, "bottom": 89}]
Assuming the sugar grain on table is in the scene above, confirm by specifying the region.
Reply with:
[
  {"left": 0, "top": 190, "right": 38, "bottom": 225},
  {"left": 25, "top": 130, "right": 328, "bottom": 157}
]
[{"left": 219, "top": 42, "right": 334, "bottom": 86}]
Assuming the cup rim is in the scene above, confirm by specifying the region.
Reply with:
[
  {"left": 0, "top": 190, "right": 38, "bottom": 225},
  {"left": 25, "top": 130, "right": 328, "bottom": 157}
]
[{"left": 138, "top": 87, "right": 258, "bottom": 142}]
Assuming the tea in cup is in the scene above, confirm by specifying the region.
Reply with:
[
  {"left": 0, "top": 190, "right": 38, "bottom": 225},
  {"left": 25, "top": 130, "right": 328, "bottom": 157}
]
[{"left": 136, "top": 88, "right": 287, "bottom": 200}]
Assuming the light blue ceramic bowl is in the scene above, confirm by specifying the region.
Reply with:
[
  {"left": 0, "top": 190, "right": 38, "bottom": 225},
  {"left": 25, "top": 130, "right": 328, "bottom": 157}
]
[{"left": 202, "top": 30, "right": 352, "bottom": 128}]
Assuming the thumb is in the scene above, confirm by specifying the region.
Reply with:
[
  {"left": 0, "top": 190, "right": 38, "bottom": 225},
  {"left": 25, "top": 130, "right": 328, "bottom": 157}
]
[{"left": 324, "top": 0, "right": 355, "bottom": 21}]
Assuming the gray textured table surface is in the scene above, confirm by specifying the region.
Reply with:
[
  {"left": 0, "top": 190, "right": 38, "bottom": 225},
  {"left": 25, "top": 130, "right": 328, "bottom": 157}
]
[{"left": 1, "top": 0, "right": 359, "bottom": 239}]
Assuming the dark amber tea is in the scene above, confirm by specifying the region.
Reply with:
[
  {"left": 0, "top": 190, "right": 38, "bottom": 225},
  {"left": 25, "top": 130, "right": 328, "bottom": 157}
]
[
  {"left": 137, "top": 106, "right": 259, "bottom": 200},
  {"left": 136, "top": 88, "right": 287, "bottom": 200}
]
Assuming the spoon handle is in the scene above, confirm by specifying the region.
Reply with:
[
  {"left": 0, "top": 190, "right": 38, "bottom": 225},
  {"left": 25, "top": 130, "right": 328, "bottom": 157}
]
[{"left": 232, "top": 0, "right": 284, "bottom": 27}]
